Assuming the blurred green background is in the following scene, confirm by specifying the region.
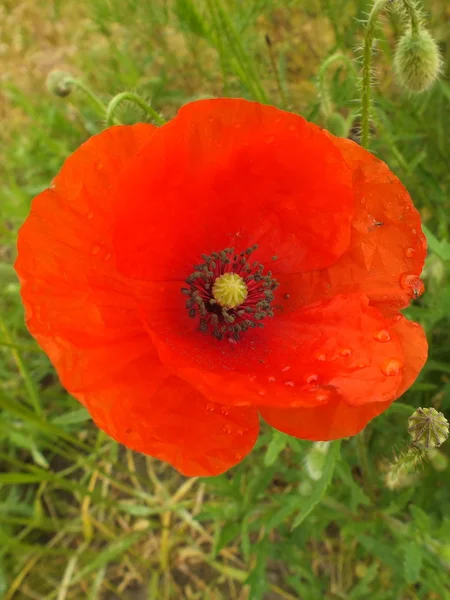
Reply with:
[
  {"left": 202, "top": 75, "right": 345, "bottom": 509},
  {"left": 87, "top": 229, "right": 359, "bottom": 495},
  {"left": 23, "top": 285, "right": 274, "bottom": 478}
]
[{"left": 0, "top": 0, "right": 449, "bottom": 598}]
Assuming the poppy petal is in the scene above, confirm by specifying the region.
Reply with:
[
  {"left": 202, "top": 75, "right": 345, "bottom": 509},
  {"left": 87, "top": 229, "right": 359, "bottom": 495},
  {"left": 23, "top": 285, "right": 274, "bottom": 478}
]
[
  {"left": 259, "top": 316, "right": 427, "bottom": 441},
  {"left": 113, "top": 98, "right": 355, "bottom": 281},
  {"left": 390, "top": 316, "right": 428, "bottom": 398},
  {"left": 15, "top": 124, "right": 157, "bottom": 393},
  {"left": 278, "top": 136, "right": 427, "bottom": 311},
  {"left": 259, "top": 397, "right": 393, "bottom": 441},
  {"left": 82, "top": 359, "right": 259, "bottom": 476},
  {"left": 140, "top": 290, "right": 405, "bottom": 410}
]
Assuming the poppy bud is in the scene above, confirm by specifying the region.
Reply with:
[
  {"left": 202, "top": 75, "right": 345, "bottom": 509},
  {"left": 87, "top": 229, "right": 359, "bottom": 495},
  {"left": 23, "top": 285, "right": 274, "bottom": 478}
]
[
  {"left": 408, "top": 407, "right": 449, "bottom": 448},
  {"left": 394, "top": 28, "right": 442, "bottom": 93},
  {"left": 46, "top": 70, "right": 74, "bottom": 97},
  {"left": 325, "top": 113, "right": 348, "bottom": 138}
]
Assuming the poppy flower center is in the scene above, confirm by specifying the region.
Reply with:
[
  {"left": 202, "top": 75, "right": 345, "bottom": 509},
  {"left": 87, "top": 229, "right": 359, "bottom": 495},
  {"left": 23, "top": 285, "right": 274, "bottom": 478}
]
[
  {"left": 182, "top": 245, "right": 279, "bottom": 341},
  {"left": 212, "top": 272, "right": 248, "bottom": 308}
]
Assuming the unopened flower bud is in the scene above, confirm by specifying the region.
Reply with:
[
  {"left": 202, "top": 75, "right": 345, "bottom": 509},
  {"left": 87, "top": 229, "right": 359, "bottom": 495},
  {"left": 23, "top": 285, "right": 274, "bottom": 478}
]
[
  {"left": 46, "top": 70, "right": 75, "bottom": 97},
  {"left": 325, "top": 113, "right": 348, "bottom": 138},
  {"left": 408, "top": 407, "right": 449, "bottom": 448},
  {"left": 394, "top": 28, "right": 442, "bottom": 93}
]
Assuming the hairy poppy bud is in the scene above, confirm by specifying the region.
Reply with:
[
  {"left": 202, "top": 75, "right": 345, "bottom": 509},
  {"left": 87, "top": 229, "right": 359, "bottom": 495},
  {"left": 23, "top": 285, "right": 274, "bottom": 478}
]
[
  {"left": 325, "top": 113, "right": 348, "bottom": 138},
  {"left": 408, "top": 407, "right": 449, "bottom": 448},
  {"left": 46, "top": 70, "right": 74, "bottom": 97},
  {"left": 394, "top": 28, "right": 442, "bottom": 93}
]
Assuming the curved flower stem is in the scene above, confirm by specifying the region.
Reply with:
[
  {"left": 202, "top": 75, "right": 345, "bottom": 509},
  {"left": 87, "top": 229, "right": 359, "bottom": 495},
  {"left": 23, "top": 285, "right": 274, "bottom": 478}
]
[
  {"left": 361, "top": 0, "right": 388, "bottom": 149},
  {"left": 360, "top": 0, "right": 422, "bottom": 148},
  {"left": 399, "top": 0, "right": 421, "bottom": 34},
  {"left": 105, "top": 92, "right": 166, "bottom": 127},
  {"left": 65, "top": 78, "right": 110, "bottom": 118},
  {"left": 356, "top": 430, "right": 376, "bottom": 503},
  {"left": 318, "top": 53, "right": 358, "bottom": 118}
]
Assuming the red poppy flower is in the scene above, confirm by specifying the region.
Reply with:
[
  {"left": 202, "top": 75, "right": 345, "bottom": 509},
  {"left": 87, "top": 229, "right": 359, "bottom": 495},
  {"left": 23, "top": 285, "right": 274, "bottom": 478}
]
[{"left": 15, "top": 99, "right": 428, "bottom": 476}]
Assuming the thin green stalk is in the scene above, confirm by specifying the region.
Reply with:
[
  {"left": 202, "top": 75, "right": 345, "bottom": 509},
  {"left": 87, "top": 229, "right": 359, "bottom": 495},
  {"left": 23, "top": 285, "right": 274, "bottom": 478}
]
[
  {"left": 318, "top": 53, "right": 358, "bottom": 117},
  {"left": 66, "top": 78, "right": 110, "bottom": 118},
  {"left": 212, "top": 0, "right": 268, "bottom": 102},
  {"left": 105, "top": 92, "right": 166, "bottom": 127},
  {"left": 265, "top": 34, "right": 288, "bottom": 108},
  {"left": 356, "top": 430, "right": 376, "bottom": 503},
  {"left": 398, "top": 0, "right": 421, "bottom": 34},
  {"left": 205, "top": 0, "right": 230, "bottom": 94},
  {"left": 361, "top": 0, "right": 387, "bottom": 148},
  {"left": 360, "top": 0, "right": 423, "bottom": 148},
  {"left": 0, "top": 316, "right": 42, "bottom": 415}
]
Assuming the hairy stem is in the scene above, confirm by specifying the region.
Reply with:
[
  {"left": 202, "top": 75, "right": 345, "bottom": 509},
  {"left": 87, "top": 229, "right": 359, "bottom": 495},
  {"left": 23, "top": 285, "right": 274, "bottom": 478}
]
[
  {"left": 66, "top": 78, "right": 110, "bottom": 119},
  {"left": 360, "top": 0, "right": 423, "bottom": 148},
  {"left": 105, "top": 92, "right": 165, "bottom": 127},
  {"left": 318, "top": 53, "right": 358, "bottom": 117}
]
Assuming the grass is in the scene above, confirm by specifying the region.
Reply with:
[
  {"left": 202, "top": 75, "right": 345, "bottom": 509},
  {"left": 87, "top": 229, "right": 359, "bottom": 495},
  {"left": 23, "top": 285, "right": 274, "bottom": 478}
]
[{"left": 0, "top": 0, "right": 449, "bottom": 598}]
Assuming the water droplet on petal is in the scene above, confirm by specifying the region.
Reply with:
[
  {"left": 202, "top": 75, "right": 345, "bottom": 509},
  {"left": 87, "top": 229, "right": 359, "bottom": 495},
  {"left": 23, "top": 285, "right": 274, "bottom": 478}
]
[
  {"left": 400, "top": 273, "right": 424, "bottom": 298},
  {"left": 314, "top": 353, "right": 326, "bottom": 362},
  {"left": 220, "top": 406, "right": 229, "bottom": 416},
  {"left": 268, "top": 376, "right": 276, "bottom": 383},
  {"left": 103, "top": 252, "right": 111, "bottom": 262},
  {"left": 206, "top": 403, "right": 215, "bottom": 412},
  {"left": 91, "top": 245, "right": 100, "bottom": 255},
  {"left": 284, "top": 381, "right": 295, "bottom": 387},
  {"left": 316, "top": 389, "right": 332, "bottom": 402},
  {"left": 237, "top": 428, "right": 244, "bottom": 435},
  {"left": 374, "top": 329, "right": 391, "bottom": 343},
  {"left": 235, "top": 453, "right": 243, "bottom": 460},
  {"left": 222, "top": 424, "right": 232, "bottom": 434},
  {"left": 306, "top": 374, "right": 319, "bottom": 384},
  {"left": 258, "top": 389, "right": 266, "bottom": 396},
  {"left": 381, "top": 358, "right": 403, "bottom": 376},
  {"left": 411, "top": 321, "right": 420, "bottom": 328},
  {"left": 339, "top": 348, "right": 352, "bottom": 357},
  {"left": 405, "top": 247, "right": 415, "bottom": 258},
  {"left": 281, "top": 366, "right": 291, "bottom": 372}
]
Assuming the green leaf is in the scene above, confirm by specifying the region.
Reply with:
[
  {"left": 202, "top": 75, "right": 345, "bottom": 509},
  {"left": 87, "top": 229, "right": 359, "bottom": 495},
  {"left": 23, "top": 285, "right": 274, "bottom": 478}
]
[
  {"left": 263, "top": 430, "right": 288, "bottom": 467},
  {"left": 403, "top": 542, "right": 423, "bottom": 584},
  {"left": 51, "top": 408, "right": 90, "bottom": 425},
  {"left": 348, "top": 562, "right": 379, "bottom": 599},
  {"left": 174, "top": 0, "right": 209, "bottom": 38},
  {"left": 0, "top": 472, "right": 52, "bottom": 484},
  {"left": 214, "top": 521, "right": 241, "bottom": 556},
  {"left": 291, "top": 440, "right": 341, "bottom": 530},
  {"left": 245, "top": 538, "right": 269, "bottom": 600},
  {"left": 423, "top": 225, "right": 450, "bottom": 261},
  {"left": 336, "top": 462, "right": 370, "bottom": 512},
  {"left": 409, "top": 505, "right": 432, "bottom": 533},
  {"left": 73, "top": 531, "right": 148, "bottom": 583}
]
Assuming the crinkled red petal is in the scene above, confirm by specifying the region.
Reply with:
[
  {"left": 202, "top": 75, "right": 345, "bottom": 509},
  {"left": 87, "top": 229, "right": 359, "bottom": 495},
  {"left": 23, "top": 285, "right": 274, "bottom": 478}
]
[
  {"left": 278, "top": 136, "right": 427, "bottom": 313},
  {"left": 15, "top": 125, "right": 157, "bottom": 395},
  {"left": 140, "top": 291, "right": 405, "bottom": 409},
  {"left": 113, "top": 99, "right": 354, "bottom": 281},
  {"left": 84, "top": 361, "right": 259, "bottom": 476}
]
